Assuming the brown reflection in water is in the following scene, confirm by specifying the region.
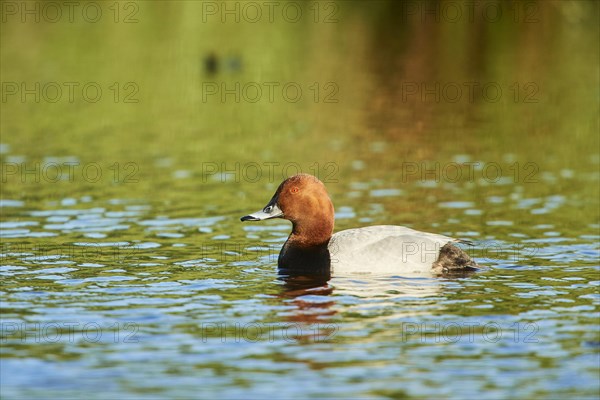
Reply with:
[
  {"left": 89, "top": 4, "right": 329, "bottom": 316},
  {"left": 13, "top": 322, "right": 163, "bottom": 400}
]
[
  {"left": 280, "top": 274, "right": 333, "bottom": 297},
  {"left": 361, "top": 1, "right": 575, "bottom": 145},
  {"left": 277, "top": 275, "right": 337, "bottom": 330}
]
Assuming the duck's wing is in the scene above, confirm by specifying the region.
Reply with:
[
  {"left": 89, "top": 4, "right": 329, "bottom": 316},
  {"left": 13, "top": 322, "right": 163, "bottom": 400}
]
[
  {"left": 330, "top": 225, "right": 458, "bottom": 249},
  {"left": 328, "top": 225, "right": 458, "bottom": 275}
]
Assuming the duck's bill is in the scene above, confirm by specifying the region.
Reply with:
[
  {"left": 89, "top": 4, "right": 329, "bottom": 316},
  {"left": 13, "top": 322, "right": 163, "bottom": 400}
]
[{"left": 240, "top": 204, "right": 283, "bottom": 222}]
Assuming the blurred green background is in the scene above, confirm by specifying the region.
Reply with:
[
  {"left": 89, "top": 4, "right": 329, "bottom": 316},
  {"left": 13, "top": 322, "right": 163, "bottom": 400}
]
[{"left": 2, "top": 0, "right": 598, "bottom": 208}]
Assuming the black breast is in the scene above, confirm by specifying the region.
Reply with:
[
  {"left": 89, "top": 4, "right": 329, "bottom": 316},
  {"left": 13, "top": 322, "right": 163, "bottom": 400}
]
[{"left": 278, "top": 241, "right": 331, "bottom": 278}]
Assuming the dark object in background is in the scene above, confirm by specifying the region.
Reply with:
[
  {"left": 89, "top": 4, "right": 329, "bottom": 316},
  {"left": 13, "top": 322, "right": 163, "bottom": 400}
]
[
  {"left": 203, "top": 52, "right": 242, "bottom": 75},
  {"left": 204, "top": 52, "right": 218, "bottom": 75},
  {"left": 225, "top": 55, "right": 242, "bottom": 73}
]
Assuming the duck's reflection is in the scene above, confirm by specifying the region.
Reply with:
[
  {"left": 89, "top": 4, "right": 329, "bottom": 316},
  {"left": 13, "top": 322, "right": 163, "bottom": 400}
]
[
  {"left": 279, "top": 271, "right": 332, "bottom": 296},
  {"left": 275, "top": 266, "right": 479, "bottom": 343},
  {"left": 277, "top": 270, "right": 337, "bottom": 330}
]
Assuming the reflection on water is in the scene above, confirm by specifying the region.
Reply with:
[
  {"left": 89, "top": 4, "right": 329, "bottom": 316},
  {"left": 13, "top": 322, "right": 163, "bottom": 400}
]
[{"left": 1, "top": 0, "right": 599, "bottom": 399}]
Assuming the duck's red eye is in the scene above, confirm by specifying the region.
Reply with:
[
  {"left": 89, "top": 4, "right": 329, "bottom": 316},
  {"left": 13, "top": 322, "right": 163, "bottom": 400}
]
[{"left": 290, "top": 187, "right": 299, "bottom": 194}]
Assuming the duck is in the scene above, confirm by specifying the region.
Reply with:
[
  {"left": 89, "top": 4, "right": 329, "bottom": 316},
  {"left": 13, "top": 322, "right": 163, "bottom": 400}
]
[{"left": 241, "top": 174, "right": 479, "bottom": 276}]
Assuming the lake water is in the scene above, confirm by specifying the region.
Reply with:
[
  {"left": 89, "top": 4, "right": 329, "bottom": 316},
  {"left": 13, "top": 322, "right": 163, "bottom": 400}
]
[{"left": 1, "top": 1, "right": 599, "bottom": 399}]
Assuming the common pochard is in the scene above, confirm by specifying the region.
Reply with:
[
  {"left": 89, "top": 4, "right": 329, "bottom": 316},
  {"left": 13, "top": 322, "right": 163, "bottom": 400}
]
[{"left": 241, "top": 174, "right": 478, "bottom": 276}]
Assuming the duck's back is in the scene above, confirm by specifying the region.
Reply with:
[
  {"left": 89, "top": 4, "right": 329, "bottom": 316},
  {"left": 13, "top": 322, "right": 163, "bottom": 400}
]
[{"left": 328, "top": 225, "right": 466, "bottom": 275}]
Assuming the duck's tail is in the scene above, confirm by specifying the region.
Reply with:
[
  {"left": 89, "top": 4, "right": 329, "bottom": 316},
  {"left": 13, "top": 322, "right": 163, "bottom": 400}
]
[{"left": 432, "top": 242, "right": 480, "bottom": 276}]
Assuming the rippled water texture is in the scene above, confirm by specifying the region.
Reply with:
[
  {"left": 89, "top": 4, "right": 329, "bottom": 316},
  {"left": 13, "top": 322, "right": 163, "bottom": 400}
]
[{"left": 1, "top": 1, "right": 599, "bottom": 399}]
